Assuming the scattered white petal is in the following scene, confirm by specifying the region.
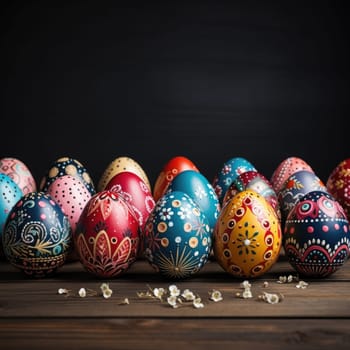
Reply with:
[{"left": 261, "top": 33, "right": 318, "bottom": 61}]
[
  {"left": 169, "top": 285, "right": 181, "bottom": 297},
  {"left": 277, "top": 276, "right": 287, "bottom": 284},
  {"left": 287, "top": 275, "right": 294, "bottom": 283},
  {"left": 102, "top": 288, "right": 113, "bottom": 299},
  {"left": 182, "top": 289, "right": 196, "bottom": 301},
  {"left": 153, "top": 287, "right": 166, "bottom": 300},
  {"left": 242, "top": 289, "right": 253, "bottom": 299},
  {"left": 58, "top": 288, "right": 68, "bottom": 295},
  {"left": 78, "top": 288, "right": 87, "bottom": 298},
  {"left": 119, "top": 298, "right": 129, "bottom": 305},
  {"left": 100, "top": 283, "right": 110, "bottom": 293},
  {"left": 262, "top": 281, "right": 269, "bottom": 288},
  {"left": 261, "top": 292, "right": 283, "bottom": 304},
  {"left": 167, "top": 295, "right": 178, "bottom": 308},
  {"left": 209, "top": 290, "right": 223, "bottom": 302},
  {"left": 296, "top": 281, "right": 309, "bottom": 289},
  {"left": 240, "top": 280, "right": 251, "bottom": 289},
  {"left": 193, "top": 297, "right": 204, "bottom": 309}
]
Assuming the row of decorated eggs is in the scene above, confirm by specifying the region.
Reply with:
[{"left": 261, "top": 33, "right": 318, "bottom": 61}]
[{"left": 1, "top": 155, "right": 349, "bottom": 280}]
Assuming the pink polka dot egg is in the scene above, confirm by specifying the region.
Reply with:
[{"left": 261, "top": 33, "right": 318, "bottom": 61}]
[{"left": 284, "top": 190, "right": 350, "bottom": 277}]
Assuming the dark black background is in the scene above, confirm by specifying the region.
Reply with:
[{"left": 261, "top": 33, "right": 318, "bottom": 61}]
[{"left": 0, "top": 1, "right": 349, "bottom": 190}]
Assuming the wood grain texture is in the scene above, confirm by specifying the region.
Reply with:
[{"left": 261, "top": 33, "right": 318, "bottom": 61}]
[{"left": 1, "top": 258, "right": 350, "bottom": 349}]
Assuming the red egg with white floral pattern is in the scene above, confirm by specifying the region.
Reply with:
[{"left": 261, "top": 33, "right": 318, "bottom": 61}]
[
  {"left": 105, "top": 171, "right": 155, "bottom": 230},
  {"left": 327, "top": 158, "right": 350, "bottom": 221},
  {"left": 74, "top": 190, "right": 140, "bottom": 278},
  {"left": 270, "top": 156, "right": 314, "bottom": 194}
]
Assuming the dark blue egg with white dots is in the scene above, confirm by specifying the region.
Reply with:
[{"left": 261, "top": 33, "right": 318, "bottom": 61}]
[
  {"left": 2, "top": 192, "right": 71, "bottom": 277},
  {"left": 39, "top": 157, "right": 95, "bottom": 196},
  {"left": 212, "top": 157, "right": 256, "bottom": 205},
  {"left": 143, "top": 191, "right": 212, "bottom": 280},
  {"left": 284, "top": 190, "right": 350, "bottom": 277},
  {"left": 166, "top": 170, "right": 220, "bottom": 234}
]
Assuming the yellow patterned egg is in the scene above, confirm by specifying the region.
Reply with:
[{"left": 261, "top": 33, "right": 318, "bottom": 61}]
[
  {"left": 98, "top": 156, "right": 151, "bottom": 192},
  {"left": 214, "top": 190, "right": 282, "bottom": 278}
]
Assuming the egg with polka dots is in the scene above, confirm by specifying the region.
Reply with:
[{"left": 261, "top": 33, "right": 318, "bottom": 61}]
[
  {"left": 284, "top": 190, "right": 350, "bottom": 277},
  {"left": 39, "top": 157, "right": 95, "bottom": 196},
  {"left": 46, "top": 175, "right": 92, "bottom": 234},
  {"left": 2, "top": 192, "right": 71, "bottom": 277},
  {"left": 142, "top": 191, "right": 212, "bottom": 280},
  {"left": 0, "top": 173, "right": 23, "bottom": 244}
]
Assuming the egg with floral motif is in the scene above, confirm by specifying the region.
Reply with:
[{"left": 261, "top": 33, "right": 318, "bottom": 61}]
[
  {"left": 278, "top": 170, "right": 327, "bottom": 225},
  {"left": 142, "top": 191, "right": 212, "bottom": 280},
  {"left": 212, "top": 157, "right": 256, "bottom": 205},
  {"left": 40, "top": 157, "right": 95, "bottom": 196},
  {"left": 214, "top": 190, "right": 282, "bottom": 278},
  {"left": 74, "top": 190, "right": 140, "bottom": 278},
  {"left": 284, "top": 190, "right": 350, "bottom": 277},
  {"left": 2, "top": 192, "right": 71, "bottom": 277},
  {"left": 0, "top": 157, "right": 37, "bottom": 195},
  {"left": 270, "top": 156, "right": 314, "bottom": 194},
  {"left": 327, "top": 158, "right": 350, "bottom": 220},
  {"left": 166, "top": 170, "right": 220, "bottom": 234},
  {"left": 105, "top": 171, "right": 155, "bottom": 231}
]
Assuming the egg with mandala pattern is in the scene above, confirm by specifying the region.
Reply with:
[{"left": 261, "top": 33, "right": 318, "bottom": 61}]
[
  {"left": 284, "top": 190, "right": 350, "bottom": 277},
  {"left": 214, "top": 190, "right": 282, "bottom": 279},
  {"left": 2, "top": 192, "right": 71, "bottom": 277},
  {"left": 212, "top": 157, "right": 256, "bottom": 205},
  {"left": 74, "top": 190, "right": 140, "bottom": 278},
  {"left": 166, "top": 170, "right": 220, "bottom": 234},
  {"left": 142, "top": 191, "right": 212, "bottom": 280},
  {"left": 0, "top": 157, "right": 37, "bottom": 195},
  {"left": 39, "top": 157, "right": 95, "bottom": 196}
]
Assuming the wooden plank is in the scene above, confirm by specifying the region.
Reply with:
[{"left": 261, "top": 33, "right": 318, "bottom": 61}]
[
  {"left": 1, "top": 259, "right": 350, "bottom": 318},
  {"left": 0, "top": 318, "right": 349, "bottom": 350}
]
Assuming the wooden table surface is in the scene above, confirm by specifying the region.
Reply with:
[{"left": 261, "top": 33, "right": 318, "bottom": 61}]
[{"left": 1, "top": 255, "right": 350, "bottom": 350}]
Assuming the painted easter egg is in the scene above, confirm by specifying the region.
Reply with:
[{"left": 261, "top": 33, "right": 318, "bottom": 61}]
[
  {"left": 223, "top": 170, "right": 281, "bottom": 221},
  {"left": 142, "top": 191, "right": 212, "bottom": 280},
  {"left": 212, "top": 157, "right": 256, "bottom": 205},
  {"left": 327, "top": 158, "right": 350, "bottom": 220},
  {"left": 270, "top": 156, "right": 314, "bottom": 194},
  {"left": 214, "top": 190, "right": 282, "bottom": 278},
  {"left": 40, "top": 157, "right": 95, "bottom": 196},
  {"left": 74, "top": 190, "right": 140, "bottom": 278},
  {"left": 166, "top": 170, "right": 220, "bottom": 234},
  {"left": 153, "top": 156, "right": 199, "bottom": 202},
  {"left": 105, "top": 171, "right": 155, "bottom": 231},
  {"left": 0, "top": 174, "right": 23, "bottom": 257},
  {"left": 97, "top": 156, "right": 151, "bottom": 192},
  {"left": 0, "top": 157, "right": 37, "bottom": 194},
  {"left": 2, "top": 192, "right": 71, "bottom": 277},
  {"left": 278, "top": 170, "right": 327, "bottom": 225},
  {"left": 46, "top": 175, "right": 92, "bottom": 234},
  {"left": 284, "top": 190, "right": 350, "bottom": 277}
]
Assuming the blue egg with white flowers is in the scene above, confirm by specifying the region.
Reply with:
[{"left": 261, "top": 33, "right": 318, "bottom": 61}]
[
  {"left": 143, "top": 191, "right": 212, "bottom": 280},
  {"left": 166, "top": 170, "right": 220, "bottom": 234}
]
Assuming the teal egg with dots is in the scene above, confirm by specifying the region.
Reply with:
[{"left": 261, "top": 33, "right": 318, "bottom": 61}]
[{"left": 143, "top": 191, "right": 212, "bottom": 280}]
